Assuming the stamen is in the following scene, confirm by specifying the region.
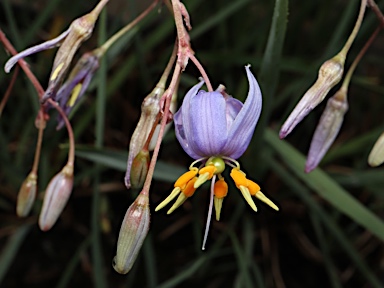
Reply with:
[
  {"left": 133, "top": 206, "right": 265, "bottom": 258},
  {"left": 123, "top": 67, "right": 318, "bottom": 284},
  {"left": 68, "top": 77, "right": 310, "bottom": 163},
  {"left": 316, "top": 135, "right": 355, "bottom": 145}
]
[
  {"left": 182, "top": 177, "right": 197, "bottom": 197},
  {"left": 167, "top": 193, "right": 188, "bottom": 214},
  {"left": 255, "top": 191, "right": 279, "bottom": 211},
  {"left": 155, "top": 187, "right": 181, "bottom": 212},
  {"left": 214, "top": 179, "right": 228, "bottom": 198},
  {"left": 214, "top": 197, "right": 223, "bottom": 221},
  {"left": 189, "top": 157, "right": 208, "bottom": 170},
  {"left": 247, "top": 179, "right": 261, "bottom": 195},
  {"left": 230, "top": 168, "right": 248, "bottom": 188},
  {"left": 222, "top": 156, "right": 240, "bottom": 169},
  {"left": 202, "top": 175, "right": 216, "bottom": 250},
  {"left": 194, "top": 165, "right": 216, "bottom": 188},
  {"left": 239, "top": 186, "right": 257, "bottom": 212},
  {"left": 213, "top": 178, "right": 228, "bottom": 221},
  {"left": 174, "top": 167, "right": 198, "bottom": 188}
]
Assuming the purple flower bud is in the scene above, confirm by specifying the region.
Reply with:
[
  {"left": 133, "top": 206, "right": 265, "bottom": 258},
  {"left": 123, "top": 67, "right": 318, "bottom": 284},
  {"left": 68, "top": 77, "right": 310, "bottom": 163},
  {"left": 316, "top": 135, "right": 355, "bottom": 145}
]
[
  {"left": 4, "top": 0, "right": 108, "bottom": 102},
  {"left": 38, "top": 164, "right": 74, "bottom": 231},
  {"left": 16, "top": 172, "right": 37, "bottom": 217},
  {"left": 280, "top": 53, "right": 345, "bottom": 138},
  {"left": 305, "top": 88, "right": 348, "bottom": 172},
  {"left": 113, "top": 193, "right": 150, "bottom": 274}
]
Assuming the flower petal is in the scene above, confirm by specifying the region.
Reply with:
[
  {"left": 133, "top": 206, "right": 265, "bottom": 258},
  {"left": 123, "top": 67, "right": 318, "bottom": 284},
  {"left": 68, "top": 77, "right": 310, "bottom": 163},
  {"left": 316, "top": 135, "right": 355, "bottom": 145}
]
[
  {"left": 222, "top": 65, "right": 262, "bottom": 159},
  {"left": 174, "top": 80, "right": 205, "bottom": 159},
  {"left": 189, "top": 91, "right": 228, "bottom": 156},
  {"left": 225, "top": 97, "right": 243, "bottom": 130},
  {"left": 4, "top": 29, "right": 70, "bottom": 73}
]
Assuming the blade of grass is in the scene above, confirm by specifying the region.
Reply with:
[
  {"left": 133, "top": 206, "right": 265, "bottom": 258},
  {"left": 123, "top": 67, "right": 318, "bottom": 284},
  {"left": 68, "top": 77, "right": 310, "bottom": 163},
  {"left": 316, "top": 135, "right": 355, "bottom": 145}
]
[
  {"left": 310, "top": 213, "right": 343, "bottom": 288},
  {"left": 265, "top": 128, "right": 384, "bottom": 242},
  {"left": 267, "top": 157, "right": 383, "bottom": 288},
  {"left": 55, "top": 236, "right": 92, "bottom": 288},
  {"left": 91, "top": 7, "right": 107, "bottom": 288},
  {"left": 0, "top": 225, "right": 31, "bottom": 284}
]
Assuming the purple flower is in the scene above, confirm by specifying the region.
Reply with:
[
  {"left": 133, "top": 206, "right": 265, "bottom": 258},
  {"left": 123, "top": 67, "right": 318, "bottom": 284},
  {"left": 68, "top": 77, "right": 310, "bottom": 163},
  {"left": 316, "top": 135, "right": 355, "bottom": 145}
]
[
  {"left": 174, "top": 65, "right": 262, "bottom": 160},
  {"left": 156, "top": 65, "right": 278, "bottom": 250}
]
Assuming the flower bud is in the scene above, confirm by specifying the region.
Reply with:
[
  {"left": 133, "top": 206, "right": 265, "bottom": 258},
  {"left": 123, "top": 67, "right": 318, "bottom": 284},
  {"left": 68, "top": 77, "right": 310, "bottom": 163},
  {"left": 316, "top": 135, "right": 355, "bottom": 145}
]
[
  {"left": 113, "top": 193, "right": 150, "bottom": 274},
  {"left": 124, "top": 86, "right": 164, "bottom": 189},
  {"left": 368, "top": 132, "right": 384, "bottom": 167},
  {"left": 130, "top": 149, "right": 150, "bottom": 189},
  {"left": 16, "top": 172, "right": 37, "bottom": 217},
  {"left": 38, "top": 164, "right": 74, "bottom": 231},
  {"left": 305, "top": 88, "right": 348, "bottom": 172},
  {"left": 280, "top": 53, "right": 345, "bottom": 138}
]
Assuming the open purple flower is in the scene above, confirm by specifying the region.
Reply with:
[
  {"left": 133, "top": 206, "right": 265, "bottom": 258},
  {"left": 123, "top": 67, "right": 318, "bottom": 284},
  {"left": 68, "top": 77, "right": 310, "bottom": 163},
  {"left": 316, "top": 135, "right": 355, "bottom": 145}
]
[{"left": 155, "top": 65, "right": 278, "bottom": 249}]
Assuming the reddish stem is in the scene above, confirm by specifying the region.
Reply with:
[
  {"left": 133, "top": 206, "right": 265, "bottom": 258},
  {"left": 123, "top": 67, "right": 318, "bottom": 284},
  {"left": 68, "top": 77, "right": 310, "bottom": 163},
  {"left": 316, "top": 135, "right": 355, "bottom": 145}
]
[
  {"left": 0, "top": 66, "right": 19, "bottom": 115},
  {"left": 0, "top": 29, "right": 45, "bottom": 98},
  {"left": 48, "top": 99, "right": 75, "bottom": 166}
]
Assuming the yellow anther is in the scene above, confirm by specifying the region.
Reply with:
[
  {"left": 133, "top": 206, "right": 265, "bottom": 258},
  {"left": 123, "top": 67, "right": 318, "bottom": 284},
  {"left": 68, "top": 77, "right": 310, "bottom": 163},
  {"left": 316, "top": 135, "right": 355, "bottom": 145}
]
[
  {"left": 167, "top": 193, "right": 188, "bottom": 214},
  {"left": 214, "top": 196, "right": 224, "bottom": 221},
  {"left": 255, "top": 191, "right": 279, "bottom": 211},
  {"left": 174, "top": 168, "right": 198, "bottom": 188},
  {"left": 230, "top": 169, "right": 248, "bottom": 188},
  {"left": 214, "top": 179, "right": 228, "bottom": 199},
  {"left": 194, "top": 165, "right": 216, "bottom": 189},
  {"left": 199, "top": 165, "right": 216, "bottom": 178},
  {"left": 68, "top": 83, "right": 82, "bottom": 107},
  {"left": 155, "top": 187, "right": 181, "bottom": 212},
  {"left": 239, "top": 186, "right": 257, "bottom": 212},
  {"left": 50, "top": 62, "right": 64, "bottom": 81},
  {"left": 247, "top": 180, "right": 261, "bottom": 196},
  {"left": 182, "top": 177, "right": 197, "bottom": 197}
]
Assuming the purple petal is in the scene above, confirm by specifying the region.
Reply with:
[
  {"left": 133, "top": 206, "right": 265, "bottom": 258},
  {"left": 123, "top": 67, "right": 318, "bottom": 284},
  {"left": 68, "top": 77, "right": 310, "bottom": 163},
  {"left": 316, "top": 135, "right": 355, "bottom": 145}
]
[
  {"left": 188, "top": 91, "right": 228, "bottom": 156},
  {"left": 222, "top": 65, "right": 262, "bottom": 159},
  {"left": 4, "top": 29, "right": 70, "bottom": 73},
  {"left": 174, "top": 80, "right": 205, "bottom": 159},
  {"left": 225, "top": 97, "right": 243, "bottom": 130}
]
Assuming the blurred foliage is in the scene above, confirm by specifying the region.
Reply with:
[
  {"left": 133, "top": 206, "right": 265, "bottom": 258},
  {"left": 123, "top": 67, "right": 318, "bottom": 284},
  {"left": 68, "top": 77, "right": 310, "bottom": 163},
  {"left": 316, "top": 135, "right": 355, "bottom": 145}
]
[{"left": 1, "top": 0, "right": 384, "bottom": 287}]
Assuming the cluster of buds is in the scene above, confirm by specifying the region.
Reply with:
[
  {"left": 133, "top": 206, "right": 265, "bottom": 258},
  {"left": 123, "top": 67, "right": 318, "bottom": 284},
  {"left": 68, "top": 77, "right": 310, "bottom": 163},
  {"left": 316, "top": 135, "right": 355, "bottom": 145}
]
[{"left": 279, "top": 0, "right": 384, "bottom": 172}]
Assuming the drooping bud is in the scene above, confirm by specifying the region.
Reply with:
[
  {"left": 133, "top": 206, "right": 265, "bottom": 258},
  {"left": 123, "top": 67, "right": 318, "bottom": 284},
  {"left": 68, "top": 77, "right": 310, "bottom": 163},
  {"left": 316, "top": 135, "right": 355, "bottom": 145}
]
[
  {"left": 124, "top": 86, "right": 164, "bottom": 189},
  {"left": 113, "top": 193, "right": 150, "bottom": 274},
  {"left": 16, "top": 172, "right": 37, "bottom": 217},
  {"left": 368, "top": 132, "right": 384, "bottom": 167},
  {"left": 38, "top": 164, "right": 74, "bottom": 231},
  {"left": 305, "top": 88, "right": 348, "bottom": 172},
  {"left": 130, "top": 149, "right": 150, "bottom": 189},
  {"left": 280, "top": 53, "right": 345, "bottom": 138}
]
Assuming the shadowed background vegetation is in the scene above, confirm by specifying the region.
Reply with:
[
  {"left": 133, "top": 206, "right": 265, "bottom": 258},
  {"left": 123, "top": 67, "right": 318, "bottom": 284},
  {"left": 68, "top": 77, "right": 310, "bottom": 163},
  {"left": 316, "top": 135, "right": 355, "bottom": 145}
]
[{"left": 0, "top": 0, "right": 384, "bottom": 287}]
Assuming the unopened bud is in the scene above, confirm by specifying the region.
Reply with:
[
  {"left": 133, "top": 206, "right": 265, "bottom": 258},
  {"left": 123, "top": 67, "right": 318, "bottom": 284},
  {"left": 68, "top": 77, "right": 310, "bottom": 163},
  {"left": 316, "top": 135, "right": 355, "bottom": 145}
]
[
  {"left": 124, "top": 86, "right": 164, "bottom": 189},
  {"left": 305, "top": 88, "right": 348, "bottom": 172},
  {"left": 368, "top": 132, "right": 384, "bottom": 167},
  {"left": 130, "top": 149, "right": 150, "bottom": 189},
  {"left": 113, "top": 193, "right": 150, "bottom": 274},
  {"left": 16, "top": 172, "right": 37, "bottom": 217},
  {"left": 280, "top": 53, "right": 345, "bottom": 138},
  {"left": 38, "top": 164, "right": 74, "bottom": 231}
]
